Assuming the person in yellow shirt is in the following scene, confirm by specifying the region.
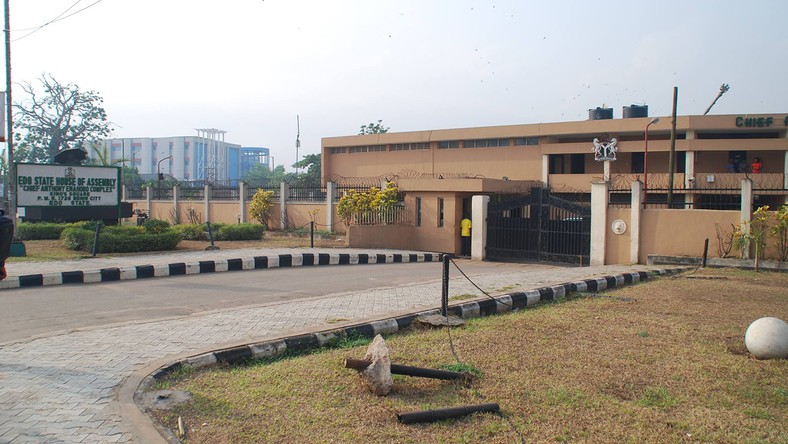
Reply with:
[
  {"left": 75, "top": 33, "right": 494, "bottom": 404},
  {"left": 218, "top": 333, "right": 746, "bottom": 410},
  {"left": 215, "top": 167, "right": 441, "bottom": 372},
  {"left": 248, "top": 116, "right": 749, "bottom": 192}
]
[{"left": 460, "top": 215, "right": 472, "bottom": 257}]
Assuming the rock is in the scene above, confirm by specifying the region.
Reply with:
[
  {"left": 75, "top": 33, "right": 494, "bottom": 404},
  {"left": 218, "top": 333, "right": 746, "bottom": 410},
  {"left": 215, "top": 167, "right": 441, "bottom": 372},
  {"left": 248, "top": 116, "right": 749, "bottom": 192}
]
[
  {"left": 361, "top": 335, "right": 392, "bottom": 396},
  {"left": 745, "top": 317, "right": 788, "bottom": 360}
]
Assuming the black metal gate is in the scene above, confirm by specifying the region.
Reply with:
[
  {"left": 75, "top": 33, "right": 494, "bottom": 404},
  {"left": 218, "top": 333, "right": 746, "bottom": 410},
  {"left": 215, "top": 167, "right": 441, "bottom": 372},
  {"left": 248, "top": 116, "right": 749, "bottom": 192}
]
[{"left": 487, "top": 187, "right": 591, "bottom": 265}]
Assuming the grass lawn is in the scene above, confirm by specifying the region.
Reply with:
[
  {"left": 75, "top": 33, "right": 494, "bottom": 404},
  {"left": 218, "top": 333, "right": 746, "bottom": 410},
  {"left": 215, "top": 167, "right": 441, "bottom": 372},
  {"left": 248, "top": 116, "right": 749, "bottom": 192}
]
[{"left": 150, "top": 268, "right": 787, "bottom": 443}]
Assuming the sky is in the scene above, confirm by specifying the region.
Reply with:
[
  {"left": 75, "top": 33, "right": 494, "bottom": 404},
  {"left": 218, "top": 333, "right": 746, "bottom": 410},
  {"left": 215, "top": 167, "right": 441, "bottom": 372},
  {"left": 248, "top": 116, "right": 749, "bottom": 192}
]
[{"left": 6, "top": 0, "right": 788, "bottom": 170}]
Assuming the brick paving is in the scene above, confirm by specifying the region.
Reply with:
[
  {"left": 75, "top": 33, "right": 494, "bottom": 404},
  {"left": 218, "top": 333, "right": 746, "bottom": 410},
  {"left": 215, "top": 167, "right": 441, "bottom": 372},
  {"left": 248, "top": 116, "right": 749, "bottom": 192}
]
[{"left": 0, "top": 250, "right": 670, "bottom": 443}]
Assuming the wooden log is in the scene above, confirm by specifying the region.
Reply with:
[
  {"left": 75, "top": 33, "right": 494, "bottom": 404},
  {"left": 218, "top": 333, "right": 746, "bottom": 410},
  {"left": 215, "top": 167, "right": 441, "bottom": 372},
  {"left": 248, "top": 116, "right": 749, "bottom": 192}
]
[
  {"left": 397, "top": 403, "right": 500, "bottom": 424},
  {"left": 344, "top": 358, "right": 469, "bottom": 380}
]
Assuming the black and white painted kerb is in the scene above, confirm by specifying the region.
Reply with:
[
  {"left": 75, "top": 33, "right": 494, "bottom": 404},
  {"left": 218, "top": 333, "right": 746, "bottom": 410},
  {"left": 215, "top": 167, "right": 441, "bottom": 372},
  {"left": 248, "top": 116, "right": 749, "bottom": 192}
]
[
  {"left": 0, "top": 252, "right": 441, "bottom": 290},
  {"left": 144, "top": 267, "right": 688, "bottom": 384}
]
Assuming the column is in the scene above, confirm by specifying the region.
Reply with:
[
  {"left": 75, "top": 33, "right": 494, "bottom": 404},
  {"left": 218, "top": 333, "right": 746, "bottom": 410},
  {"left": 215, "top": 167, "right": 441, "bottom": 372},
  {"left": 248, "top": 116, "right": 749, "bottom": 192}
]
[
  {"left": 685, "top": 151, "right": 696, "bottom": 207},
  {"left": 741, "top": 179, "right": 753, "bottom": 259},
  {"left": 326, "top": 182, "right": 335, "bottom": 233},
  {"left": 239, "top": 182, "right": 246, "bottom": 223},
  {"left": 541, "top": 154, "right": 550, "bottom": 185},
  {"left": 173, "top": 185, "right": 180, "bottom": 224},
  {"left": 145, "top": 186, "right": 151, "bottom": 215},
  {"left": 280, "top": 181, "right": 289, "bottom": 230},
  {"left": 471, "top": 195, "right": 489, "bottom": 261},
  {"left": 590, "top": 181, "right": 609, "bottom": 266}
]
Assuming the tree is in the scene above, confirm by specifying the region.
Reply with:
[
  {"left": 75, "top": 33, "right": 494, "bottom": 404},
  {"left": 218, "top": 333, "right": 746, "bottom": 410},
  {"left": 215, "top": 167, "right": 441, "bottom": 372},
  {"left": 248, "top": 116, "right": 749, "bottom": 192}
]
[
  {"left": 243, "top": 163, "right": 287, "bottom": 184},
  {"left": 249, "top": 189, "right": 274, "bottom": 229},
  {"left": 359, "top": 120, "right": 389, "bottom": 135},
  {"left": 13, "top": 74, "right": 113, "bottom": 163},
  {"left": 291, "top": 153, "right": 321, "bottom": 186}
]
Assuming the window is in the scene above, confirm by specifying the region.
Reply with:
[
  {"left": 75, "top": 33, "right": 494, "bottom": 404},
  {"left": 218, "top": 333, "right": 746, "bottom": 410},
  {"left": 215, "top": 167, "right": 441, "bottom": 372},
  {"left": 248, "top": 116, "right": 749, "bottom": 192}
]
[
  {"left": 348, "top": 145, "right": 385, "bottom": 153},
  {"left": 631, "top": 152, "right": 644, "bottom": 173},
  {"left": 549, "top": 154, "right": 565, "bottom": 174},
  {"left": 570, "top": 154, "right": 585, "bottom": 174},
  {"left": 416, "top": 197, "right": 422, "bottom": 227},
  {"left": 676, "top": 151, "right": 686, "bottom": 173},
  {"left": 438, "top": 198, "right": 444, "bottom": 227},
  {"left": 330, "top": 147, "right": 347, "bottom": 154},
  {"left": 390, "top": 142, "right": 429, "bottom": 151},
  {"left": 438, "top": 141, "right": 459, "bottom": 149},
  {"left": 515, "top": 137, "right": 539, "bottom": 146},
  {"left": 463, "top": 139, "right": 510, "bottom": 148}
]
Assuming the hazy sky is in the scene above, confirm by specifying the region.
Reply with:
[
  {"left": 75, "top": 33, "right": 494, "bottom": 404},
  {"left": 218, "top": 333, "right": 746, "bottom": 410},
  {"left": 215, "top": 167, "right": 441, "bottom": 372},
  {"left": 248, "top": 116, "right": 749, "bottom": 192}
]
[{"left": 7, "top": 0, "right": 787, "bottom": 170}]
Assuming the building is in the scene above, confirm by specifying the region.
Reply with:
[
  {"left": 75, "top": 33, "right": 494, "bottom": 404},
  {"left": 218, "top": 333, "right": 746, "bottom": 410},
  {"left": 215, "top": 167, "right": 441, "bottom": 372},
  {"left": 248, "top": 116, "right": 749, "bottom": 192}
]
[
  {"left": 100, "top": 131, "right": 242, "bottom": 182},
  {"left": 240, "top": 147, "right": 271, "bottom": 178},
  {"left": 322, "top": 110, "right": 788, "bottom": 209}
]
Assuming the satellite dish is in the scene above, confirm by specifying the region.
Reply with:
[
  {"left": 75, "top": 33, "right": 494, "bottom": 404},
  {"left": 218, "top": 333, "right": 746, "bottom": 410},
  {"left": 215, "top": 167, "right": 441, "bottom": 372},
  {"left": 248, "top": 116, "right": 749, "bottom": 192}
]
[{"left": 53, "top": 148, "right": 87, "bottom": 165}]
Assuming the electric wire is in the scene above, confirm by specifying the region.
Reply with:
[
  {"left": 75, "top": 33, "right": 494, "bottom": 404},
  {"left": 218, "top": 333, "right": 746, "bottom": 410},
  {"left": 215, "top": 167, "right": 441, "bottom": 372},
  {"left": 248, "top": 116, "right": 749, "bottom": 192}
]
[
  {"left": 440, "top": 255, "right": 526, "bottom": 443},
  {"left": 12, "top": 0, "right": 105, "bottom": 43}
]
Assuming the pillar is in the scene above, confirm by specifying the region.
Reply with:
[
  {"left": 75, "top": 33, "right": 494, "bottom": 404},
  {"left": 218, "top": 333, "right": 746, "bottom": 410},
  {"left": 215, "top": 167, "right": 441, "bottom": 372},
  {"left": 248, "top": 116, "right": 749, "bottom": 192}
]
[
  {"left": 145, "top": 186, "right": 151, "bottom": 215},
  {"left": 471, "top": 195, "right": 489, "bottom": 261},
  {"left": 326, "top": 182, "right": 335, "bottom": 233},
  {"left": 173, "top": 185, "right": 180, "bottom": 224},
  {"left": 741, "top": 178, "right": 753, "bottom": 259},
  {"left": 590, "top": 181, "right": 609, "bottom": 266},
  {"left": 630, "top": 180, "right": 643, "bottom": 264},
  {"left": 685, "top": 151, "right": 696, "bottom": 207},
  {"left": 280, "top": 181, "right": 289, "bottom": 230},
  {"left": 603, "top": 161, "right": 611, "bottom": 182},
  {"left": 541, "top": 154, "right": 550, "bottom": 184},
  {"left": 239, "top": 182, "right": 246, "bottom": 223}
]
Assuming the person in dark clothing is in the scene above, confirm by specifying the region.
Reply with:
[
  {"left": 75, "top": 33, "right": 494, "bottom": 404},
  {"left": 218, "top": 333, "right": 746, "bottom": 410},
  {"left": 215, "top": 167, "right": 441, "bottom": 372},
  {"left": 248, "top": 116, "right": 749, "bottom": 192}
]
[{"left": 0, "top": 210, "right": 14, "bottom": 280}]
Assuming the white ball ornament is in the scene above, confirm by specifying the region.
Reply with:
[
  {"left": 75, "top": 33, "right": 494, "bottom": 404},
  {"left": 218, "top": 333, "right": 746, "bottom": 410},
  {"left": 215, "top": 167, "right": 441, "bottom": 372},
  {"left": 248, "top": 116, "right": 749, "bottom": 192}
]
[{"left": 744, "top": 317, "right": 788, "bottom": 360}]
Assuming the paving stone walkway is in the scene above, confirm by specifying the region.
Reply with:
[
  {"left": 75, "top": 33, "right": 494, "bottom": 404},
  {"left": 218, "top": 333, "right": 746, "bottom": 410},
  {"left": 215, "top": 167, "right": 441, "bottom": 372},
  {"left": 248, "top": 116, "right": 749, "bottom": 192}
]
[{"left": 0, "top": 250, "right": 671, "bottom": 443}]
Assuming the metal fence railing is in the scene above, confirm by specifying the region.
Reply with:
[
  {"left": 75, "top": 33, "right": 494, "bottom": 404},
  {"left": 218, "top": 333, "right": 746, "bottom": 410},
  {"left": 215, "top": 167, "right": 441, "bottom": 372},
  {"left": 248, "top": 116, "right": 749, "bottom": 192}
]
[
  {"left": 289, "top": 186, "right": 327, "bottom": 202},
  {"left": 348, "top": 205, "right": 411, "bottom": 226}
]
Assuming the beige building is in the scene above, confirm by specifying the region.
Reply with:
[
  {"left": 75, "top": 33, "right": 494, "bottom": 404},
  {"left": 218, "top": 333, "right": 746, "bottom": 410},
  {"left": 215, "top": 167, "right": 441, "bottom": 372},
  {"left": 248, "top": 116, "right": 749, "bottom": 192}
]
[
  {"left": 321, "top": 111, "right": 788, "bottom": 261},
  {"left": 323, "top": 112, "right": 787, "bottom": 200}
]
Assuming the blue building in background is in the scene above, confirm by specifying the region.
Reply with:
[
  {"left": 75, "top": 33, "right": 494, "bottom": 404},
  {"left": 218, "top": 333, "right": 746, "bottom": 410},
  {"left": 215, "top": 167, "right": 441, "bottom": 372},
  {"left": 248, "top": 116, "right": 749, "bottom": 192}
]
[{"left": 241, "top": 147, "right": 271, "bottom": 177}]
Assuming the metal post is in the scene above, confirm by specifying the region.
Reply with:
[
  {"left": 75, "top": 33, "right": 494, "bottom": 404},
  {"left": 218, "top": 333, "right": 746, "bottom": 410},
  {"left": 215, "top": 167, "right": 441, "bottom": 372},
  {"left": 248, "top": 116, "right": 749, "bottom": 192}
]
[
  {"left": 643, "top": 117, "right": 660, "bottom": 207},
  {"left": 667, "top": 87, "right": 679, "bottom": 207},
  {"left": 91, "top": 221, "right": 103, "bottom": 257},
  {"left": 441, "top": 254, "right": 449, "bottom": 317},
  {"left": 310, "top": 220, "right": 314, "bottom": 248},
  {"left": 702, "top": 238, "right": 709, "bottom": 268},
  {"left": 4, "top": 0, "right": 14, "bottom": 219}
]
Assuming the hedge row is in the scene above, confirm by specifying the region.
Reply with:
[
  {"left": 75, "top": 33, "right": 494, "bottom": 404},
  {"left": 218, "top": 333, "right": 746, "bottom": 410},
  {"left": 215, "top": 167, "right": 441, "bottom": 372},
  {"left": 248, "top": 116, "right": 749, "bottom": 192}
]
[
  {"left": 16, "top": 222, "right": 79, "bottom": 240},
  {"left": 61, "top": 226, "right": 182, "bottom": 253},
  {"left": 19, "top": 220, "right": 265, "bottom": 253},
  {"left": 174, "top": 223, "right": 264, "bottom": 241}
]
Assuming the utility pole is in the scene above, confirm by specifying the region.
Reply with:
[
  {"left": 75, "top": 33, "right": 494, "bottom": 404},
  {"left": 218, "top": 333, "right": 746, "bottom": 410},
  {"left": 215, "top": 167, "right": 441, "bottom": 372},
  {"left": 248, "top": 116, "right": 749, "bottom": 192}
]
[
  {"left": 667, "top": 87, "right": 678, "bottom": 207},
  {"left": 703, "top": 84, "right": 730, "bottom": 116},
  {"left": 295, "top": 115, "right": 300, "bottom": 175},
  {"left": 3, "top": 0, "right": 13, "bottom": 217}
]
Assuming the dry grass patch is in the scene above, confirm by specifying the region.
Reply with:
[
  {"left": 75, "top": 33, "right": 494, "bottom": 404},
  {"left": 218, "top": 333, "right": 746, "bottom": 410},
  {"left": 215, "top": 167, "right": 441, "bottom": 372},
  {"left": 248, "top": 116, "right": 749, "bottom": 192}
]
[{"left": 150, "top": 268, "right": 788, "bottom": 443}]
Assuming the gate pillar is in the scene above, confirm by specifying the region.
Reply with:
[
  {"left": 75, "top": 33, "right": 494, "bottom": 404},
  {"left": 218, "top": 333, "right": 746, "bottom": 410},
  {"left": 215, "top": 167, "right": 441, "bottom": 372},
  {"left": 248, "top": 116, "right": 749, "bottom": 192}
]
[
  {"left": 590, "top": 181, "right": 609, "bottom": 266},
  {"left": 472, "top": 195, "right": 489, "bottom": 261}
]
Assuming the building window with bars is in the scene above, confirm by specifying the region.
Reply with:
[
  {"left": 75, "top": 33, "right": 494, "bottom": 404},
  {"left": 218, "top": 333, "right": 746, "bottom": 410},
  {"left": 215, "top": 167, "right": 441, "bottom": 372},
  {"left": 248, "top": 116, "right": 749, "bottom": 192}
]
[
  {"left": 438, "top": 197, "right": 444, "bottom": 227},
  {"left": 438, "top": 141, "right": 459, "bottom": 149}
]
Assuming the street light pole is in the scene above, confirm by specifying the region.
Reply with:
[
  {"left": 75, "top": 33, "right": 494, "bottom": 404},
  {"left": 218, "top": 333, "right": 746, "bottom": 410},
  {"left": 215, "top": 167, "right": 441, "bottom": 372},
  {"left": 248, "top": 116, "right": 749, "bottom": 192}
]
[
  {"left": 157, "top": 155, "right": 172, "bottom": 196},
  {"left": 643, "top": 117, "right": 660, "bottom": 207}
]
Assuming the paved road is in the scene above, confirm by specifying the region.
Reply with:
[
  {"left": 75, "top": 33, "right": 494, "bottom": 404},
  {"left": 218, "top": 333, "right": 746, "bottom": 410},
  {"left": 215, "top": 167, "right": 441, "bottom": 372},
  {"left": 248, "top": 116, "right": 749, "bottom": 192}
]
[
  {"left": 0, "top": 249, "right": 673, "bottom": 443},
  {"left": 1, "top": 260, "right": 535, "bottom": 344}
]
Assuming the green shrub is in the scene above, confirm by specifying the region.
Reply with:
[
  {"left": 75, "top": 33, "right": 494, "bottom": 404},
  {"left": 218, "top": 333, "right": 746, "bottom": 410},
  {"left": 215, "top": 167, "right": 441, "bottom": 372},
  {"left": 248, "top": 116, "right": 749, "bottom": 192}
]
[
  {"left": 215, "top": 223, "right": 265, "bottom": 241},
  {"left": 16, "top": 222, "right": 78, "bottom": 240},
  {"left": 61, "top": 226, "right": 181, "bottom": 253},
  {"left": 174, "top": 223, "right": 207, "bottom": 241},
  {"left": 143, "top": 219, "right": 170, "bottom": 234}
]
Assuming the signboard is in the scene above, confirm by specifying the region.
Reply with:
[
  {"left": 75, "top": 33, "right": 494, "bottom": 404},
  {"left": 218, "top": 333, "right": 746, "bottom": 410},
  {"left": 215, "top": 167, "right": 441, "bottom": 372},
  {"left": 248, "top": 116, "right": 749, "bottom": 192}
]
[{"left": 15, "top": 163, "right": 121, "bottom": 208}]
